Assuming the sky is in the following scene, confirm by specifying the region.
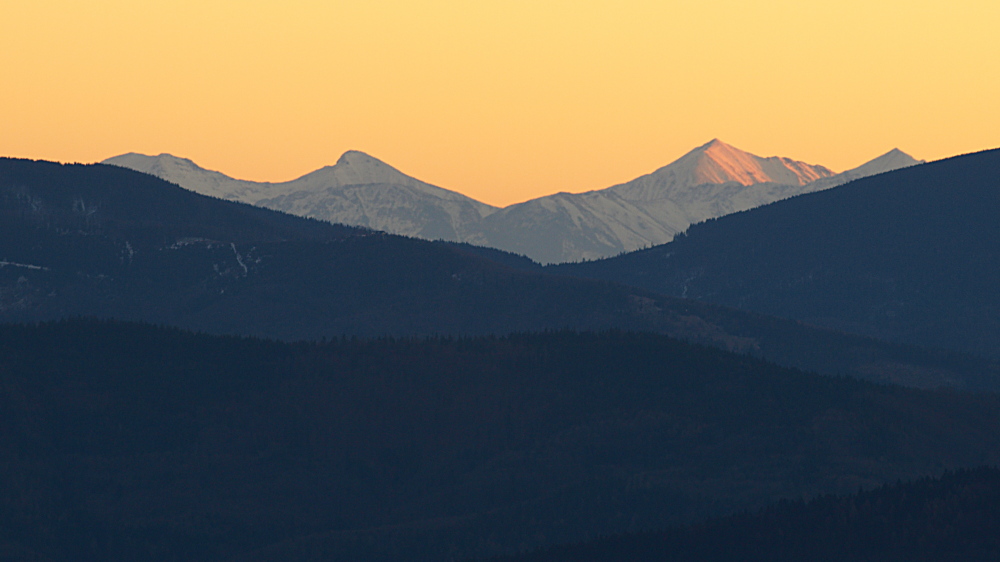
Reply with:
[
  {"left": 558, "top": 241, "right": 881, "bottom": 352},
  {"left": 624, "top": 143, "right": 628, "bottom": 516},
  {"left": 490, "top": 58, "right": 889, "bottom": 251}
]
[{"left": 2, "top": 1, "right": 998, "bottom": 207}]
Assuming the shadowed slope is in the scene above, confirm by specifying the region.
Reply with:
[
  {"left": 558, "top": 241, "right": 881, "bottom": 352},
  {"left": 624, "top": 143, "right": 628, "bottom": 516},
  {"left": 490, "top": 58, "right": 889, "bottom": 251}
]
[
  {"left": 3, "top": 156, "right": 997, "bottom": 391},
  {"left": 556, "top": 148, "right": 1000, "bottom": 358},
  {"left": 4, "top": 321, "right": 1000, "bottom": 561},
  {"left": 488, "top": 467, "right": 1000, "bottom": 562}
]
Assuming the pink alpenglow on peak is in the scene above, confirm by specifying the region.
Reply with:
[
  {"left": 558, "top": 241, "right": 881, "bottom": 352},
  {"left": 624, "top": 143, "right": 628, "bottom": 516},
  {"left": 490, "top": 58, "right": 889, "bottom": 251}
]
[{"left": 670, "top": 139, "right": 836, "bottom": 188}]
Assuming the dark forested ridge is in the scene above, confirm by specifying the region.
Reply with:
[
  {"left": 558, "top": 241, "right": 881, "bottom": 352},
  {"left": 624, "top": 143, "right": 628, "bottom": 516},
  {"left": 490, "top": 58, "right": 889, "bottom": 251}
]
[
  {"left": 490, "top": 466, "right": 1000, "bottom": 562},
  {"left": 0, "top": 156, "right": 359, "bottom": 243},
  {"left": 6, "top": 147, "right": 1000, "bottom": 562},
  {"left": 2, "top": 319, "right": 1000, "bottom": 560},
  {"left": 554, "top": 148, "right": 1000, "bottom": 359},
  {"left": 2, "top": 157, "right": 1000, "bottom": 392},
  {"left": 0, "top": 156, "right": 659, "bottom": 338}
]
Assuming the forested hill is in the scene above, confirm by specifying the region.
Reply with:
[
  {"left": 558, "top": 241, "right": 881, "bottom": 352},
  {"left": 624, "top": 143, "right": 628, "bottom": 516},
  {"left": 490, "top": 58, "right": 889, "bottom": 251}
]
[
  {"left": 4, "top": 157, "right": 999, "bottom": 391},
  {"left": 490, "top": 467, "right": 1000, "bottom": 562},
  {"left": 0, "top": 157, "right": 359, "bottom": 243},
  {"left": 554, "top": 148, "right": 1000, "bottom": 359},
  {"left": 3, "top": 319, "right": 1000, "bottom": 561}
]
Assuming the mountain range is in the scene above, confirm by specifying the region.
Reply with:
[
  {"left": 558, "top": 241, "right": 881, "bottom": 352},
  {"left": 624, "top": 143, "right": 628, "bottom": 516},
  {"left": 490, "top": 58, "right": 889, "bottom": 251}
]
[
  {"left": 103, "top": 141, "right": 922, "bottom": 263},
  {"left": 1, "top": 142, "right": 998, "bottom": 561},
  {"left": 2, "top": 156, "right": 994, "bottom": 392},
  {"left": 557, "top": 147, "right": 1000, "bottom": 359}
]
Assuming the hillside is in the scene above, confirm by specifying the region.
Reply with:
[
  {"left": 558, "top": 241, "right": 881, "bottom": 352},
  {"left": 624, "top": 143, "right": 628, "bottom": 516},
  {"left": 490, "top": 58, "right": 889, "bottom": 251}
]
[
  {"left": 1, "top": 157, "right": 998, "bottom": 391},
  {"left": 488, "top": 467, "right": 1000, "bottom": 562},
  {"left": 3, "top": 321, "right": 1000, "bottom": 561},
  {"left": 556, "top": 148, "right": 1000, "bottom": 359}
]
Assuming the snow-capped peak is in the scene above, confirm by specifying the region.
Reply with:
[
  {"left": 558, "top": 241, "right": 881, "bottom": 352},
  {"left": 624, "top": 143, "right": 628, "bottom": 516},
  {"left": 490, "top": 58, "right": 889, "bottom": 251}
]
[
  {"left": 103, "top": 152, "right": 242, "bottom": 196},
  {"left": 336, "top": 149, "right": 381, "bottom": 166},
  {"left": 608, "top": 140, "right": 836, "bottom": 203},
  {"left": 104, "top": 152, "right": 204, "bottom": 176},
  {"left": 675, "top": 139, "right": 836, "bottom": 187},
  {"left": 294, "top": 150, "right": 420, "bottom": 192},
  {"left": 846, "top": 148, "right": 924, "bottom": 178},
  {"left": 802, "top": 149, "right": 924, "bottom": 192}
]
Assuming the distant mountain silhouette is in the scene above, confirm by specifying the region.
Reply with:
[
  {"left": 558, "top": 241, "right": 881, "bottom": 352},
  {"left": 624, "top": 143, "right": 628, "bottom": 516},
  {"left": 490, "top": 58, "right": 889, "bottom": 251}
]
[
  {"left": 556, "top": 148, "right": 1000, "bottom": 359},
  {"left": 2, "top": 156, "right": 995, "bottom": 390},
  {"left": 103, "top": 141, "right": 922, "bottom": 263}
]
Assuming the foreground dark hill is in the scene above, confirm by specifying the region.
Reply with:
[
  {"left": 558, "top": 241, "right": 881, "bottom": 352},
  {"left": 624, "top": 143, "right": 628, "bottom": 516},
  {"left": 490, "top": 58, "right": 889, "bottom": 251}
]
[
  {"left": 2, "top": 157, "right": 999, "bottom": 391},
  {"left": 491, "top": 467, "right": 1000, "bottom": 562},
  {"left": 0, "top": 157, "right": 658, "bottom": 338},
  {"left": 3, "top": 320, "right": 1000, "bottom": 561},
  {"left": 556, "top": 148, "right": 1000, "bottom": 359}
]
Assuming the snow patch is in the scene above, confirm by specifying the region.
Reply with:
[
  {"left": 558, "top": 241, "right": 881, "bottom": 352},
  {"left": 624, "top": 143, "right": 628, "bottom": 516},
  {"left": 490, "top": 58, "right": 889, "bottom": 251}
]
[
  {"left": 0, "top": 260, "right": 48, "bottom": 271},
  {"left": 231, "top": 243, "right": 248, "bottom": 275}
]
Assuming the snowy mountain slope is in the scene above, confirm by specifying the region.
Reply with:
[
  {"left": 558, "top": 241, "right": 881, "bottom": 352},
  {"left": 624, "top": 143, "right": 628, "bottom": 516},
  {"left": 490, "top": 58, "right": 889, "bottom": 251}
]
[
  {"left": 475, "top": 140, "right": 920, "bottom": 263},
  {"left": 554, "top": 147, "right": 999, "bottom": 358},
  {"left": 478, "top": 181, "right": 816, "bottom": 264},
  {"left": 102, "top": 152, "right": 289, "bottom": 202},
  {"left": 608, "top": 139, "right": 835, "bottom": 203},
  {"left": 802, "top": 148, "right": 925, "bottom": 192},
  {"left": 103, "top": 151, "right": 498, "bottom": 242},
  {"left": 104, "top": 142, "right": 922, "bottom": 263},
  {"left": 471, "top": 191, "right": 688, "bottom": 265},
  {"left": 469, "top": 140, "right": 811, "bottom": 262}
]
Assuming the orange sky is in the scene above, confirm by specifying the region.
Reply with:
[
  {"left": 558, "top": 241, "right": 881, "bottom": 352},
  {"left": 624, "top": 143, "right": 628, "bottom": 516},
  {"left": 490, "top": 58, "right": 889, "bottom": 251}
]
[{"left": 2, "top": 0, "right": 998, "bottom": 206}]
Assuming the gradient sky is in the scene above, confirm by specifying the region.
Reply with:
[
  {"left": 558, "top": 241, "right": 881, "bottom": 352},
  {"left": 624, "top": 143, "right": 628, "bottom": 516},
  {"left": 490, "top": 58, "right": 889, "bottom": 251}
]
[{"left": 2, "top": 1, "right": 998, "bottom": 206}]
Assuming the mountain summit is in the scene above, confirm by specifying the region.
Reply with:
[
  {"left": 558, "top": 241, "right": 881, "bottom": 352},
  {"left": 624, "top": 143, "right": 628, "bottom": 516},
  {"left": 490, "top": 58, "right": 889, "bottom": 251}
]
[
  {"left": 103, "top": 150, "right": 461, "bottom": 203},
  {"left": 802, "top": 148, "right": 925, "bottom": 193},
  {"left": 670, "top": 138, "right": 833, "bottom": 187},
  {"left": 290, "top": 150, "right": 453, "bottom": 196},
  {"left": 608, "top": 139, "right": 836, "bottom": 202}
]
